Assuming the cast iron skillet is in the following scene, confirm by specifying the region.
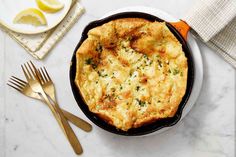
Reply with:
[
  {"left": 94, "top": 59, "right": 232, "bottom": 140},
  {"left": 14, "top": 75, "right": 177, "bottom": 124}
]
[{"left": 69, "top": 12, "right": 195, "bottom": 136}]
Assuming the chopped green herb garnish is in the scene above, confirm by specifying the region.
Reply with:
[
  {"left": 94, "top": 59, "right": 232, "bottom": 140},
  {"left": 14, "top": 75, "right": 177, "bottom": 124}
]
[
  {"left": 111, "top": 93, "right": 115, "bottom": 98},
  {"left": 136, "top": 99, "right": 146, "bottom": 107},
  {"left": 98, "top": 71, "right": 108, "bottom": 77},
  {"left": 85, "top": 58, "right": 92, "bottom": 65},
  {"left": 143, "top": 54, "right": 148, "bottom": 59},
  {"left": 127, "top": 36, "right": 132, "bottom": 41},
  {"left": 95, "top": 44, "right": 103, "bottom": 53},
  {"left": 157, "top": 60, "right": 162, "bottom": 67},
  {"left": 92, "top": 64, "right": 97, "bottom": 69},
  {"left": 85, "top": 58, "right": 97, "bottom": 69},
  {"left": 111, "top": 88, "right": 116, "bottom": 92},
  {"left": 136, "top": 86, "right": 140, "bottom": 91},
  {"left": 180, "top": 71, "right": 183, "bottom": 76},
  {"left": 108, "top": 59, "right": 113, "bottom": 64},
  {"left": 129, "top": 72, "right": 132, "bottom": 76},
  {"left": 98, "top": 71, "right": 101, "bottom": 76},
  {"left": 149, "top": 60, "right": 153, "bottom": 65},
  {"left": 137, "top": 56, "right": 142, "bottom": 62},
  {"left": 173, "top": 68, "right": 180, "bottom": 75}
]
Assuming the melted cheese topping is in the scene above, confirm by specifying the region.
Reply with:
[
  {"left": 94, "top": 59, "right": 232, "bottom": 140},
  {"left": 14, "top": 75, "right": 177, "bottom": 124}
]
[{"left": 75, "top": 18, "right": 188, "bottom": 131}]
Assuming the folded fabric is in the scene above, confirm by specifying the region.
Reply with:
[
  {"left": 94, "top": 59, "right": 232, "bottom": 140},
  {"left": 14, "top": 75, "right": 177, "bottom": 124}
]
[
  {"left": 183, "top": 0, "right": 236, "bottom": 68},
  {"left": 0, "top": 0, "right": 84, "bottom": 60}
]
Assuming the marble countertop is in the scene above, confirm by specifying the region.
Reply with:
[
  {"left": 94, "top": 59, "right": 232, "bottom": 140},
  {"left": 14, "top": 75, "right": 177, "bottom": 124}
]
[{"left": 0, "top": 0, "right": 235, "bottom": 157}]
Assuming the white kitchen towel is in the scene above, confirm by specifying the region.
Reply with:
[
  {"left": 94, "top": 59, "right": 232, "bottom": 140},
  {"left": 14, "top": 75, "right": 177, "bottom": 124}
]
[
  {"left": 0, "top": 0, "right": 84, "bottom": 60},
  {"left": 183, "top": 0, "right": 236, "bottom": 68}
]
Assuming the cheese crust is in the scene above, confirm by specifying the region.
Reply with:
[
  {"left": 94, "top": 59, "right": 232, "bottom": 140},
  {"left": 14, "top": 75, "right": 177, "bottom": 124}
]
[{"left": 75, "top": 18, "right": 188, "bottom": 131}]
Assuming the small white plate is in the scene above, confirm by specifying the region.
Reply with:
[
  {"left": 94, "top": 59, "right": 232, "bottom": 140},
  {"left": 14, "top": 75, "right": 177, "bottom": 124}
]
[
  {"left": 102, "top": 6, "right": 204, "bottom": 136},
  {"left": 0, "top": 0, "right": 72, "bottom": 34}
]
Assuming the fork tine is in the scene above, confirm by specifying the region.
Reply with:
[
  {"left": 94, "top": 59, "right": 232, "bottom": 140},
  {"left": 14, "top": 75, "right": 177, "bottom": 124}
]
[
  {"left": 23, "top": 63, "right": 33, "bottom": 79},
  {"left": 12, "top": 76, "right": 27, "bottom": 84},
  {"left": 38, "top": 68, "right": 46, "bottom": 84},
  {"left": 7, "top": 83, "right": 22, "bottom": 92},
  {"left": 29, "top": 61, "right": 41, "bottom": 80},
  {"left": 8, "top": 80, "right": 23, "bottom": 90},
  {"left": 40, "top": 68, "right": 49, "bottom": 81},
  {"left": 36, "top": 69, "right": 43, "bottom": 83},
  {"left": 30, "top": 61, "right": 37, "bottom": 70},
  {"left": 11, "top": 76, "right": 26, "bottom": 87},
  {"left": 26, "top": 62, "right": 34, "bottom": 79},
  {"left": 43, "top": 67, "right": 52, "bottom": 81},
  {"left": 9, "top": 78, "right": 24, "bottom": 88},
  {"left": 21, "top": 65, "right": 30, "bottom": 81},
  {"left": 30, "top": 61, "right": 37, "bottom": 76}
]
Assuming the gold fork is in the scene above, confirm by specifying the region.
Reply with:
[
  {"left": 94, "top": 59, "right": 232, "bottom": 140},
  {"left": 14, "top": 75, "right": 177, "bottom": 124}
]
[
  {"left": 21, "top": 61, "right": 83, "bottom": 154},
  {"left": 37, "top": 67, "right": 56, "bottom": 102},
  {"left": 7, "top": 76, "right": 92, "bottom": 132}
]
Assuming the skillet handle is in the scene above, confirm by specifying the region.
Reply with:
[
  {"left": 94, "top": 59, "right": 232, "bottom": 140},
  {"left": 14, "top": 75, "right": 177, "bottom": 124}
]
[{"left": 169, "top": 20, "right": 190, "bottom": 41}]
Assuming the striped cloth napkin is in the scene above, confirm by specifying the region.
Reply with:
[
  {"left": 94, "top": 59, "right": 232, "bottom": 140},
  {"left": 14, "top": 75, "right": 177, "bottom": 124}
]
[
  {"left": 183, "top": 0, "right": 236, "bottom": 68},
  {"left": 0, "top": 0, "right": 84, "bottom": 60}
]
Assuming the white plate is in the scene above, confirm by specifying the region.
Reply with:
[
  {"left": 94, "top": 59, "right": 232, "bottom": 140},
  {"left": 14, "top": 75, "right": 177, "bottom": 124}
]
[
  {"left": 0, "top": 0, "right": 72, "bottom": 34},
  {"left": 102, "top": 6, "right": 204, "bottom": 136}
]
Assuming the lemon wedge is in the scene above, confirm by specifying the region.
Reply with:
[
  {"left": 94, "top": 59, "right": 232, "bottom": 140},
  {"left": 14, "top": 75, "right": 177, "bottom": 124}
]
[
  {"left": 13, "top": 8, "right": 47, "bottom": 26},
  {"left": 36, "top": 0, "right": 64, "bottom": 13}
]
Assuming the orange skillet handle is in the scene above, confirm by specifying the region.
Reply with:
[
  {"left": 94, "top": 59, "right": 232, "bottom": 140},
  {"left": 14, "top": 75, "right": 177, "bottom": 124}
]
[{"left": 169, "top": 20, "right": 190, "bottom": 41}]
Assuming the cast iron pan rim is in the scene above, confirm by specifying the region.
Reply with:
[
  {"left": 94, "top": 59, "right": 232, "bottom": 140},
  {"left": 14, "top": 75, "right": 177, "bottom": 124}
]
[{"left": 70, "top": 12, "right": 195, "bottom": 136}]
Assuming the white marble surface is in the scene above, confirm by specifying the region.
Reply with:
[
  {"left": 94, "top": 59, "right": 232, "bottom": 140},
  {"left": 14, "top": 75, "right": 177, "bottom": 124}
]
[{"left": 0, "top": 0, "right": 235, "bottom": 157}]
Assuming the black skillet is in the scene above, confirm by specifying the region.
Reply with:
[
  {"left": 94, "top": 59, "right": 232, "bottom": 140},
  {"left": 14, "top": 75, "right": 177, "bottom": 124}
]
[{"left": 69, "top": 12, "right": 194, "bottom": 136}]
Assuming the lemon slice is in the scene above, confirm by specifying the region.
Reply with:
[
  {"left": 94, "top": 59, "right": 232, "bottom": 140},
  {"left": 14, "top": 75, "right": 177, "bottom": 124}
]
[
  {"left": 13, "top": 8, "right": 47, "bottom": 26},
  {"left": 36, "top": 0, "right": 64, "bottom": 13}
]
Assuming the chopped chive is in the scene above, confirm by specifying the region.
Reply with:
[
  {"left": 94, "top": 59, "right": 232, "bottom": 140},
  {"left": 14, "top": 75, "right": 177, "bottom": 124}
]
[
  {"left": 95, "top": 43, "right": 103, "bottom": 53},
  {"left": 85, "top": 58, "right": 92, "bottom": 65},
  {"left": 173, "top": 68, "right": 180, "bottom": 75},
  {"left": 85, "top": 58, "right": 97, "bottom": 69},
  {"left": 136, "top": 99, "right": 146, "bottom": 107},
  {"left": 157, "top": 60, "right": 162, "bottom": 67}
]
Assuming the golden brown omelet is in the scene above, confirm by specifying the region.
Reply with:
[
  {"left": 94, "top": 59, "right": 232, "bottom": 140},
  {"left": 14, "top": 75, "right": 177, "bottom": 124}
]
[{"left": 75, "top": 18, "right": 188, "bottom": 131}]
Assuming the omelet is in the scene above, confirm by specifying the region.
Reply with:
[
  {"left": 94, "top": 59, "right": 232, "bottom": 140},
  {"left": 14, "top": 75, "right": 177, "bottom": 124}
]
[{"left": 75, "top": 18, "right": 188, "bottom": 131}]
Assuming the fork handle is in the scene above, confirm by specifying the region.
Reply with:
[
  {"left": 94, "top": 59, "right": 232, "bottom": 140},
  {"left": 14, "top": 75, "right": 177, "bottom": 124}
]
[
  {"left": 40, "top": 97, "right": 92, "bottom": 132},
  {"left": 61, "top": 109, "right": 92, "bottom": 132},
  {"left": 40, "top": 92, "right": 83, "bottom": 154}
]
